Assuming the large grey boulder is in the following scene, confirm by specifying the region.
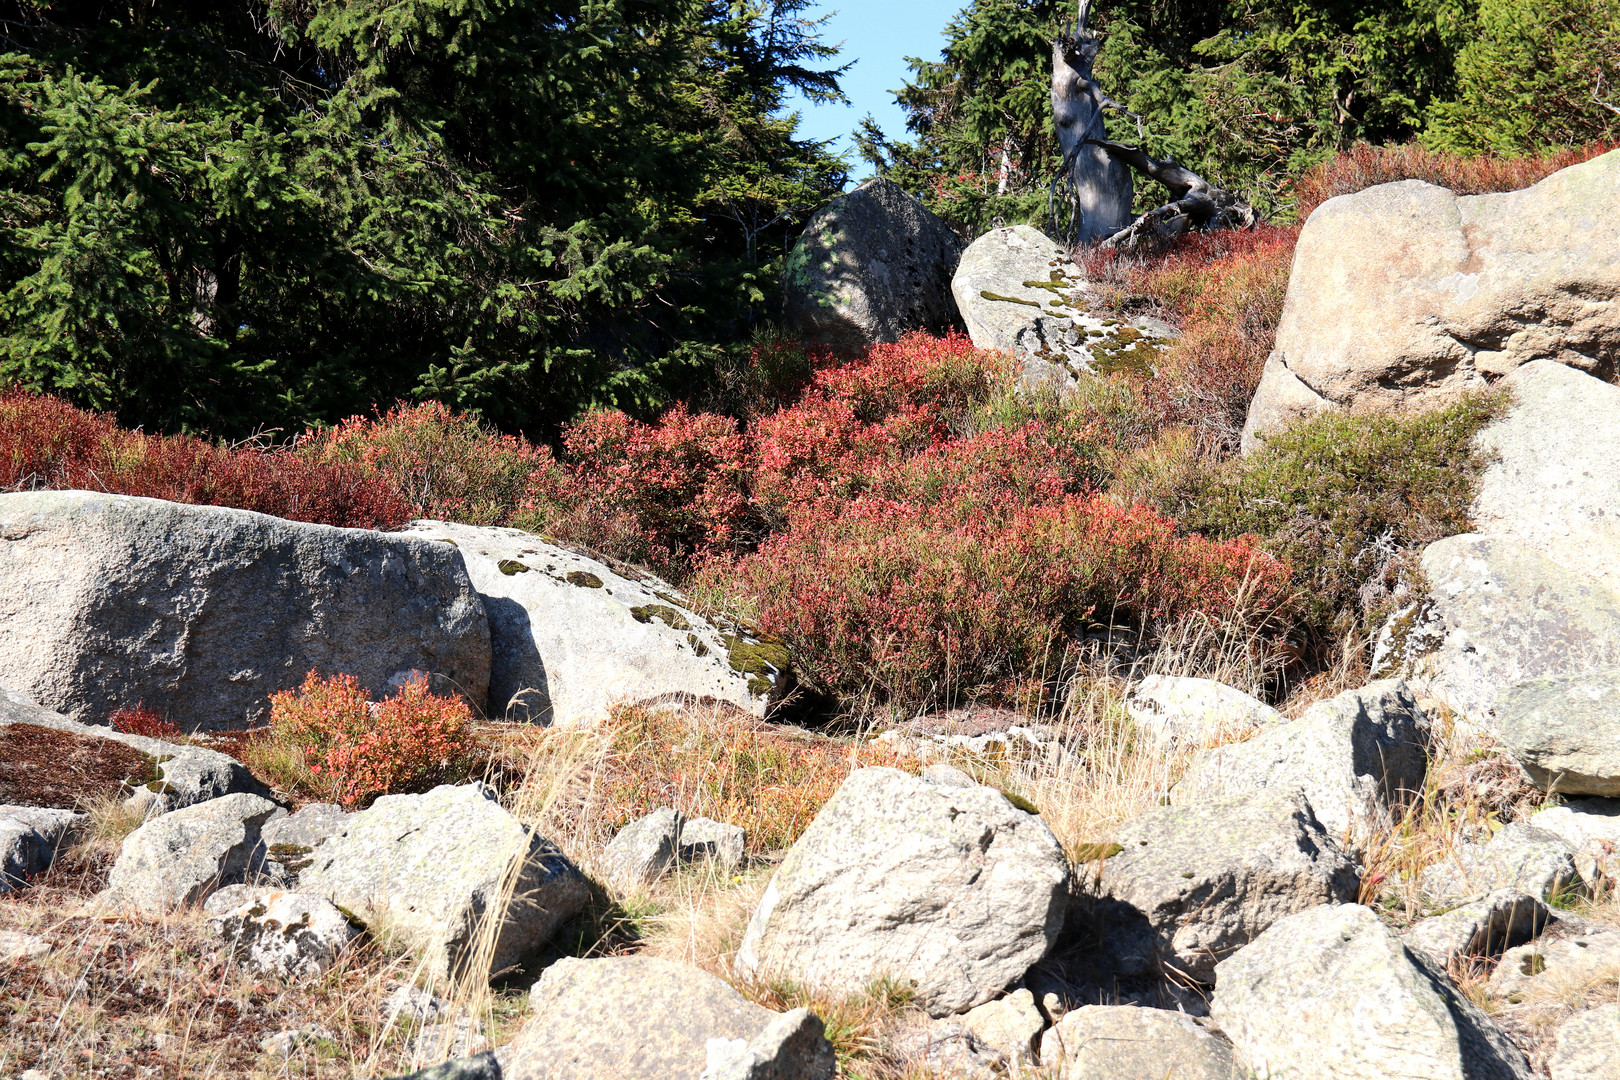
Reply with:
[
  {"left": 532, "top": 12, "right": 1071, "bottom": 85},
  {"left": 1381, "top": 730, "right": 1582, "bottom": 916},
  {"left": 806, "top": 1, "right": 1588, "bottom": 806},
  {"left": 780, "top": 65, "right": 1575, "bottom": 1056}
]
[
  {"left": 1549, "top": 1004, "right": 1620, "bottom": 1080},
  {"left": 298, "top": 784, "right": 588, "bottom": 980},
  {"left": 950, "top": 225, "right": 1175, "bottom": 394},
  {"left": 1473, "top": 360, "right": 1620, "bottom": 594},
  {"left": 404, "top": 522, "right": 782, "bottom": 725},
  {"left": 0, "top": 491, "right": 489, "bottom": 731},
  {"left": 1240, "top": 149, "right": 1620, "bottom": 452},
  {"left": 1125, "top": 675, "right": 1283, "bottom": 748},
  {"left": 1493, "top": 670, "right": 1620, "bottom": 795},
  {"left": 0, "top": 692, "right": 269, "bottom": 810},
  {"left": 1038, "top": 1005, "right": 1245, "bottom": 1080},
  {"left": 1174, "top": 681, "right": 1430, "bottom": 838},
  {"left": 0, "top": 805, "right": 80, "bottom": 890},
  {"left": 735, "top": 767, "right": 1069, "bottom": 1017},
  {"left": 781, "top": 177, "right": 963, "bottom": 349},
  {"left": 104, "top": 792, "right": 281, "bottom": 914},
  {"left": 1408, "top": 535, "right": 1620, "bottom": 719},
  {"left": 1212, "top": 903, "right": 1535, "bottom": 1079},
  {"left": 498, "top": 955, "right": 835, "bottom": 1080},
  {"left": 1421, "top": 822, "right": 1581, "bottom": 906},
  {"left": 1095, "top": 786, "right": 1359, "bottom": 982},
  {"left": 679, "top": 817, "right": 746, "bottom": 870},
  {"left": 203, "top": 884, "right": 359, "bottom": 981}
]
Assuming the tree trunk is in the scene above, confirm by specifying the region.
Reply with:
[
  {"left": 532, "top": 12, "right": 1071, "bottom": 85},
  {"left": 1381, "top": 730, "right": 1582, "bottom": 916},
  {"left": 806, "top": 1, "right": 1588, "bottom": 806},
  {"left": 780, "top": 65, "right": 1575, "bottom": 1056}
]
[{"left": 1050, "top": 30, "right": 1133, "bottom": 244}]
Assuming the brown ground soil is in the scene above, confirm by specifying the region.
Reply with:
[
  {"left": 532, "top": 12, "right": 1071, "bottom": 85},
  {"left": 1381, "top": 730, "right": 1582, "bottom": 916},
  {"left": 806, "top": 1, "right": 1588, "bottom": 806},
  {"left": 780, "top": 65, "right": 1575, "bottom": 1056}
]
[{"left": 0, "top": 724, "right": 158, "bottom": 808}]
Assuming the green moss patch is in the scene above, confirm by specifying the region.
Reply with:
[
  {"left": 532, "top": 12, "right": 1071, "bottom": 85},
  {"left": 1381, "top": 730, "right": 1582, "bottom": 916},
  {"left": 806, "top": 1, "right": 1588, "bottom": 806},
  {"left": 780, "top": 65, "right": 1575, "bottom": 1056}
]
[
  {"left": 498, "top": 559, "right": 530, "bottom": 575},
  {"left": 980, "top": 290, "right": 1042, "bottom": 308},
  {"left": 566, "top": 570, "right": 604, "bottom": 588},
  {"left": 631, "top": 604, "right": 691, "bottom": 631}
]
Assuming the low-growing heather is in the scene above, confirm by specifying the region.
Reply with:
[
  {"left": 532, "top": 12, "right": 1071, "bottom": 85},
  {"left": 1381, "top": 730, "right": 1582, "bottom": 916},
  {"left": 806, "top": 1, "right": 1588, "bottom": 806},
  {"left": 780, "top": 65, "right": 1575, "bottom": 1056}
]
[
  {"left": 0, "top": 390, "right": 409, "bottom": 529},
  {"left": 107, "top": 703, "right": 180, "bottom": 739},
  {"left": 1172, "top": 392, "right": 1507, "bottom": 636},
  {"left": 258, "top": 671, "right": 475, "bottom": 808}
]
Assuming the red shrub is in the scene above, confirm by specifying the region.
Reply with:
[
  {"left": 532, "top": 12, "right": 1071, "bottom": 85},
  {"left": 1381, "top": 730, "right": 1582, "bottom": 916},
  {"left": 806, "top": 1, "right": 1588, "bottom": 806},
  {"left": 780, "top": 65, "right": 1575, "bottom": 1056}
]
[
  {"left": 266, "top": 671, "right": 474, "bottom": 808},
  {"left": 0, "top": 390, "right": 410, "bottom": 529},
  {"left": 300, "top": 401, "right": 563, "bottom": 527},
  {"left": 109, "top": 703, "right": 181, "bottom": 739}
]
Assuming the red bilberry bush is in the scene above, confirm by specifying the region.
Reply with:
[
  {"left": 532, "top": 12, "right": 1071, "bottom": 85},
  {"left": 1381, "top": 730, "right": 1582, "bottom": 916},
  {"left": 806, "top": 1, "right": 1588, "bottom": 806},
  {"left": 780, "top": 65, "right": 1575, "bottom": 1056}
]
[{"left": 108, "top": 703, "right": 181, "bottom": 739}]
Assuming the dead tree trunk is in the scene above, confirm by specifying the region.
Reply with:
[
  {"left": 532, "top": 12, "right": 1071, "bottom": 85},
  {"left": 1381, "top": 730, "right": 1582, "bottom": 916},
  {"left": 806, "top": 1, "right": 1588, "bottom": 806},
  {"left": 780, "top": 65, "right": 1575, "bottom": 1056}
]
[
  {"left": 1051, "top": 1, "right": 1257, "bottom": 251},
  {"left": 1049, "top": 4, "right": 1133, "bottom": 244}
]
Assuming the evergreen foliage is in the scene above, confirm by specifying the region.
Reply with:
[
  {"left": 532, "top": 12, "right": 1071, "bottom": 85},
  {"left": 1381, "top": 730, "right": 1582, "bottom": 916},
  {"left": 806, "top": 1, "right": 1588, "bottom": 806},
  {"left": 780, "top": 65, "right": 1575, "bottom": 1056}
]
[{"left": 0, "top": 0, "right": 847, "bottom": 435}]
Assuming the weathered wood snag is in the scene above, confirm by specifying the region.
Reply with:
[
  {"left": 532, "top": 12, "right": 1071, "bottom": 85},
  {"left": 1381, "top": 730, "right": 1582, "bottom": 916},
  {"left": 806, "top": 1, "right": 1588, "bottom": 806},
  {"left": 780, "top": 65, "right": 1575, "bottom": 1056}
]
[{"left": 1051, "top": 1, "right": 1257, "bottom": 251}]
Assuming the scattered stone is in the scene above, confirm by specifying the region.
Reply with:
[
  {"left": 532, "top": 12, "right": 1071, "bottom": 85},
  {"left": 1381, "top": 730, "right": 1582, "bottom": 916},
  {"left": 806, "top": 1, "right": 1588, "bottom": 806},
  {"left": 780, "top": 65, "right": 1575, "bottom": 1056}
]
[
  {"left": 299, "top": 784, "right": 587, "bottom": 980},
  {"left": 104, "top": 792, "right": 280, "bottom": 914},
  {"left": 261, "top": 803, "right": 350, "bottom": 885},
  {"left": 1489, "top": 929, "right": 1620, "bottom": 1003},
  {"left": 1404, "top": 890, "right": 1551, "bottom": 969},
  {"left": 385, "top": 985, "right": 451, "bottom": 1025},
  {"left": 1, "top": 805, "right": 80, "bottom": 890},
  {"left": 678, "top": 817, "right": 746, "bottom": 871},
  {"left": 404, "top": 521, "right": 783, "bottom": 725},
  {"left": 601, "top": 808, "right": 684, "bottom": 891},
  {"left": 735, "top": 766, "right": 1069, "bottom": 1017},
  {"left": 889, "top": 1018, "right": 1005, "bottom": 1080},
  {"left": 1175, "top": 680, "right": 1430, "bottom": 838},
  {"left": 0, "top": 491, "right": 490, "bottom": 730},
  {"left": 1473, "top": 360, "right": 1620, "bottom": 596},
  {"left": 0, "top": 694, "right": 270, "bottom": 810},
  {"left": 951, "top": 225, "right": 1175, "bottom": 395},
  {"left": 1409, "top": 535, "right": 1620, "bottom": 720},
  {"left": 0, "top": 929, "right": 52, "bottom": 961},
  {"left": 1532, "top": 798, "right": 1620, "bottom": 888},
  {"left": 1549, "top": 1004, "right": 1620, "bottom": 1080},
  {"left": 1422, "top": 822, "right": 1581, "bottom": 906},
  {"left": 1125, "top": 675, "right": 1284, "bottom": 747},
  {"left": 1095, "top": 786, "right": 1359, "bottom": 982},
  {"left": 1493, "top": 669, "right": 1620, "bottom": 796},
  {"left": 919, "top": 763, "right": 978, "bottom": 788},
  {"left": 410, "top": 1016, "right": 489, "bottom": 1067},
  {"left": 780, "top": 177, "right": 963, "bottom": 349},
  {"left": 260, "top": 1024, "right": 337, "bottom": 1056},
  {"left": 385, "top": 1055, "right": 503, "bottom": 1080},
  {"left": 1240, "top": 150, "right": 1620, "bottom": 452},
  {"left": 498, "top": 955, "right": 835, "bottom": 1080},
  {"left": 957, "top": 988, "right": 1044, "bottom": 1064},
  {"left": 1038, "top": 1005, "right": 1245, "bottom": 1080},
  {"left": 203, "top": 885, "right": 359, "bottom": 981},
  {"left": 1212, "top": 903, "right": 1535, "bottom": 1079}
]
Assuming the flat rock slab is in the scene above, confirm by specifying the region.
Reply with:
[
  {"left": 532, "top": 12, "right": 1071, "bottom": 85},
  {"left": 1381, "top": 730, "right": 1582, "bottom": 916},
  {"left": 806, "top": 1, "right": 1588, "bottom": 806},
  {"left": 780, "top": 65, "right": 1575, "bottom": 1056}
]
[
  {"left": 1493, "top": 669, "right": 1620, "bottom": 796},
  {"left": 1421, "top": 822, "right": 1579, "bottom": 906},
  {"left": 261, "top": 803, "right": 350, "bottom": 885},
  {"left": 781, "top": 177, "right": 963, "bottom": 349},
  {"left": 1549, "top": 1003, "right": 1620, "bottom": 1080},
  {"left": 1403, "top": 890, "right": 1551, "bottom": 970},
  {"left": 1174, "top": 680, "right": 1430, "bottom": 839},
  {"left": 297, "top": 784, "right": 588, "bottom": 980},
  {"left": 1039, "top": 1005, "right": 1245, "bottom": 1080},
  {"left": 1490, "top": 928, "right": 1620, "bottom": 1003},
  {"left": 404, "top": 521, "right": 781, "bottom": 725},
  {"left": 1096, "top": 786, "right": 1359, "bottom": 982},
  {"left": 1474, "top": 360, "right": 1620, "bottom": 595},
  {"left": 1212, "top": 903, "right": 1534, "bottom": 1079},
  {"left": 1408, "top": 535, "right": 1620, "bottom": 720},
  {"left": 1531, "top": 798, "right": 1620, "bottom": 886},
  {"left": 105, "top": 792, "right": 281, "bottom": 914},
  {"left": 735, "top": 766, "right": 1068, "bottom": 1017},
  {"left": 1125, "top": 675, "right": 1284, "bottom": 748},
  {"left": 1241, "top": 150, "right": 1620, "bottom": 451},
  {"left": 204, "top": 884, "right": 359, "bottom": 981},
  {"left": 0, "top": 491, "right": 489, "bottom": 730},
  {"left": 0, "top": 694, "right": 267, "bottom": 810},
  {"left": 951, "top": 225, "right": 1175, "bottom": 394},
  {"left": 499, "top": 955, "right": 835, "bottom": 1080}
]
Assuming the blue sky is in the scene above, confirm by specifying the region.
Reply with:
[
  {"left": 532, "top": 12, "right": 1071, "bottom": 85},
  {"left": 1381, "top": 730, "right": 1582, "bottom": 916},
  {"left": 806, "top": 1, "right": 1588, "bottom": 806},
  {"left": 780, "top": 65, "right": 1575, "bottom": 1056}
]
[{"left": 785, "top": 2, "right": 968, "bottom": 179}]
